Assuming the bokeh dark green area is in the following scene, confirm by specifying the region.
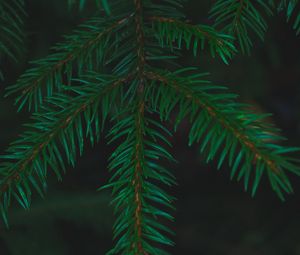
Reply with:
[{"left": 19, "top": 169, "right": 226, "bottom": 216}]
[{"left": 1, "top": 1, "right": 300, "bottom": 254}]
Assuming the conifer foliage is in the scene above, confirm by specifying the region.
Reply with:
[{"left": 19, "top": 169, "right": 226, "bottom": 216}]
[{"left": 0, "top": 0, "right": 300, "bottom": 254}]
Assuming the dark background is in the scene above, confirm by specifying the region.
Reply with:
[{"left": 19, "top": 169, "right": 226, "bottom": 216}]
[{"left": 1, "top": 1, "right": 300, "bottom": 254}]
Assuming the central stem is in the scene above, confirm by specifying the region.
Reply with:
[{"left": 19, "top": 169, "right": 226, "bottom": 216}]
[
  {"left": 132, "top": 0, "right": 147, "bottom": 254},
  {"left": 134, "top": 0, "right": 146, "bottom": 91},
  {"left": 132, "top": 100, "right": 146, "bottom": 254}
]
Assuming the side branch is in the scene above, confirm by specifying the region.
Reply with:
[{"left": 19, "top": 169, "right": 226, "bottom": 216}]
[
  {"left": 210, "top": 0, "right": 272, "bottom": 54},
  {"left": 145, "top": 71, "right": 278, "bottom": 172},
  {"left": 145, "top": 70, "right": 300, "bottom": 198},
  {"left": 149, "top": 16, "right": 236, "bottom": 63},
  {"left": 6, "top": 15, "right": 131, "bottom": 111},
  {"left": 0, "top": 75, "right": 127, "bottom": 223}
]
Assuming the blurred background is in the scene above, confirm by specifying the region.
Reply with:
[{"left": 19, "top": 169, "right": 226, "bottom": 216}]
[{"left": 0, "top": 0, "right": 300, "bottom": 254}]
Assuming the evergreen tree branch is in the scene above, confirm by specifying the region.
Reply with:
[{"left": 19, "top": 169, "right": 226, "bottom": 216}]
[
  {"left": 149, "top": 16, "right": 236, "bottom": 64},
  {"left": 0, "top": 0, "right": 25, "bottom": 80},
  {"left": 145, "top": 69, "right": 300, "bottom": 199},
  {"left": 6, "top": 14, "right": 132, "bottom": 112},
  {"left": 210, "top": 0, "right": 273, "bottom": 54},
  {"left": 1, "top": 0, "right": 300, "bottom": 253},
  {"left": 0, "top": 74, "right": 128, "bottom": 225}
]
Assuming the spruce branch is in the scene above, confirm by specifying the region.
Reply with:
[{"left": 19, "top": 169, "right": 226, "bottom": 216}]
[
  {"left": 6, "top": 14, "right": 132, "bottom": 112},
  {"left": 0, "top": 74, "right": 127, "bottom": 225},
  {"left": 145, "top": 69, "right": 300, "bottom": 199},
  {"left": 149, "top": 16, "right": 236, "bottom": 64},
  {"left": 0, "top": 0, "right": 300, "bottom": 253},
  {"left": 210, "top": 0, "right": 273, "bottom": 54}
]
